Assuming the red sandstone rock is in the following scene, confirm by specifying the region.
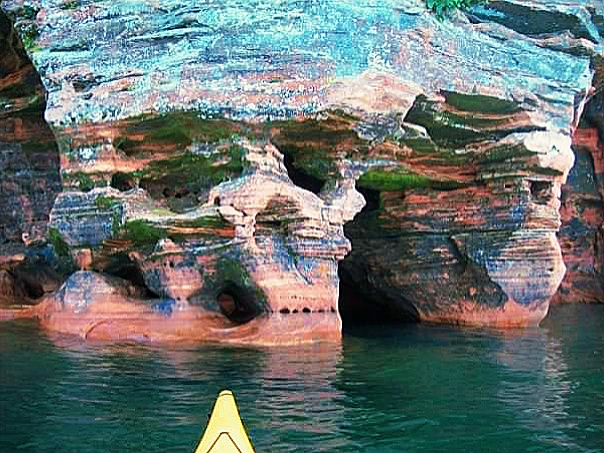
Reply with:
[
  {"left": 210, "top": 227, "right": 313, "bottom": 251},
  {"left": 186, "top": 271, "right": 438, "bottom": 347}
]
[
  {"left": 1, "top": 0, "right": 600, "bottom": 339},
  {"left": 5, "top": 271, "right": 341, "bottom": 345},
  {"left": 550, "top": 127, "right": 604, "bottom": 304}
]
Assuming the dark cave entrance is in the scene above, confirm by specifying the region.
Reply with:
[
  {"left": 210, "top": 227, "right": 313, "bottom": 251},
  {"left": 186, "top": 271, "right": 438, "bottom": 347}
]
[
  {"left": 282, "top": 152, "right": 326, "bottom": 195},
  {"left": 217, "top": 281, "right": 264, "bottom": 324},
  {"left": 338, "top": 185, "right": 420, "bottom": 328}
]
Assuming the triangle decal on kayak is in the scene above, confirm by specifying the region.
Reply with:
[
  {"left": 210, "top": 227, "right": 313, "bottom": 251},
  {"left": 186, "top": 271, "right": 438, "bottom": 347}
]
[{"left": 203, "top": 431, "right": 245, "bottom": 453}]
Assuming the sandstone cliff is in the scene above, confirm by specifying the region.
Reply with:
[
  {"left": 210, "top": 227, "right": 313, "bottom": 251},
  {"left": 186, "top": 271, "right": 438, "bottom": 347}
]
[{"left": 0, "top": 0, "right": 602, "bottom": 342}]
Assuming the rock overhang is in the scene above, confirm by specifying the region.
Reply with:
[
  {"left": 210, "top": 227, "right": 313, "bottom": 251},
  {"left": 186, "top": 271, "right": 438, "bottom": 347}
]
[{"left": 1, "top": 0, "right": 594, "bottom": 127}]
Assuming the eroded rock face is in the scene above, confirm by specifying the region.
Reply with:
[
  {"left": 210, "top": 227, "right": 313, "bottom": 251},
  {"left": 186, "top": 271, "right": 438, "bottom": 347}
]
[
  {"left": 0, "top": 8, "right": 61, "bottom": 244},
  {"left": 550, "top": 122, "right": 604, "bottom": 304},
  {"left": 128, "top": 140, "right": 359, "bottom": 341},
  {"left": 36, "top": 139, "right": 357, "bottom": 343},
  {"left": 339, "top": 127, "right": 576, "bottom": 326},
  {"left": 0, "top": 0, "right": 601, "bottom": 339}
]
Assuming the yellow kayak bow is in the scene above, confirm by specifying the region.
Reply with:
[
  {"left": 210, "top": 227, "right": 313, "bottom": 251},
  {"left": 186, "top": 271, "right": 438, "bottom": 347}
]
[{"left": 195, "top": 390, "right": 256, "bottom": 453}]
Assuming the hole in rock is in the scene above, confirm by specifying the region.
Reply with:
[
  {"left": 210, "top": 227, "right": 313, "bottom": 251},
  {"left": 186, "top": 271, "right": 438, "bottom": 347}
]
[
  {"left": 100, "top": 252, "right": 156, "bottom": 298},
  {"left": 22, "top": 277, "right": 45, "bottom": 299},
  {"left": 292, "top": 309, "right": 299, "bottom": 314},
  {"left": 302, "top": 307, "right": 311, "bottom": 313},
  {"left": 279, "top": 308, "right": 290, "bottom": 314},
  {"left": 7, "top": 270, "right": 45, "bottom": 300},
  {"left": 110, "top": 172, "right": 135, "bottom": 191},
  {"left": 356, "top": 186, "right": 380, "bottom": 212},
  {"left": 338, "top": 268, "right": 420, "bottom": 326},
  {"left": 169, "top": 261, "right": 175, "bottom": 268},
  {"left": 529, "top": 180, "right": 554, "bottom": 205},
  {"left": 213, "top": 197, "right": 220, "bottom": 206},
  {"left": 338, "top": 188, "right": 420, "bottom": 328},
  {"left": 174, "top": 188, "right": 190, "bottom": 199},
  {"left": 282, "top": 152, "right": 325, "bottom": 194},
  {"left": 217, "top": 282, "right": 262, "bottom": 324}
]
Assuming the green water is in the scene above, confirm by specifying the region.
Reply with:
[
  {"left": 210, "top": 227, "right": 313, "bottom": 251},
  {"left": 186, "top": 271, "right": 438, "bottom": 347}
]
[{"left": 1, "top": 305, "right": 603, "bottom": 453}]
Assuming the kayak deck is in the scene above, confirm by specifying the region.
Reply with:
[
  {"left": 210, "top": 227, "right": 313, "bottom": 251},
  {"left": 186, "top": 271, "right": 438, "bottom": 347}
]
[{"left": 195, "top": 390, "right": 255, "bottom": 453}]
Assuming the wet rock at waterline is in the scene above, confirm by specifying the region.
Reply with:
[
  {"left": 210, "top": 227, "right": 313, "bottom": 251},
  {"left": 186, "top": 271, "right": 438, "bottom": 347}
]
[
  {"left": 0, "top": 0, "right": 602, "bottom": 342},
  {"left": 22, "top": 269, "right": 340, "bottom": 345},
  {"left": 28, "top": 139, "right": 353, "bottom": 343}
]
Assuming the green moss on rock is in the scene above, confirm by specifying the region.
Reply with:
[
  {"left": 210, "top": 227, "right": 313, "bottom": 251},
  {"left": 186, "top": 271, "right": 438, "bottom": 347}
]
[
  {"left": 48, "top": 227, "right": 70, "bottom": 257},
  {"left": 478, "top": 144, "right": 537, "bottom": 164},
  {"left": 441, "top": 90, "right": 520, "bottom": 114},
  {"left": 357, "top": 169, "right": 433, "bottom": 192},
  {"left": 270, "top": 114, "right": 367, "bottom": 180},
  {"left": 426, "top": 0, "right": 486, "bottom": 17},
  {"left": 138, "top": 146, "right": 245, "bottom": 211},
  {"left": 214, "top": 256, "right": 269, "bottom": 313},
  {"left": 78, "top": 172, "right": 94, "bottom": 192},
  {"left": 124, "top": 220, "right": 167, "bottom": 248},
  {"left": 116, "top": 112, "right": 253, "bottom": 156},
  {"left": 94, "top": 195, "right": 119, "bottom": 210},
  {"left": 172, "top": 216, "right": 230, "bottom": 229},
  {"left": 60, "top": 0, "right": 79, "bottom": 10}
]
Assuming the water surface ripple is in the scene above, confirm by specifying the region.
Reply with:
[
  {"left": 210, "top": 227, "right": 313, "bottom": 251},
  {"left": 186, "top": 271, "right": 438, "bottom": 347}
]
[{"left": 1, "top": 305, "right": 602, "bottom": 452}]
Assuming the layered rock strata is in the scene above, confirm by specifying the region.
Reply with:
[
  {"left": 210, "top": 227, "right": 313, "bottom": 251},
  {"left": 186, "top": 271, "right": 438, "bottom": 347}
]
[
  {"left": 0, "top": 0, "right": 601, "bottom": 339},
  {"left": 0, "top": 9, "right": 61, "bottom": 244},
  {"left": 551, "top": 113, "right": 604, "bottom": 304},
  {"left": 0, "top": 9, "right": 63, "bottom": 306},
  {"left": 22, "top": 139, "right": 361, "bottom": 344}
]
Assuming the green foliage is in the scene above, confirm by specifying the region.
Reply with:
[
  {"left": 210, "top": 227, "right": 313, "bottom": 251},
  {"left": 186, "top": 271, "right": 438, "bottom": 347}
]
[
  {"left": 426, "top": 0, "right": 485, "bottom": 16},
  {"left": 124, "top": 220, "right": 167, "bottom": 247},
  {"left": 94, "top": 196, "right": 119, "bottom": 210},
  {"left": 77, "top": 172, "right": 95, "bottom": 192},
  {"left": 18, "top": 23, "right": 39, "bottom": 48},
  {"left": 111, "top": 209, "right": 122, "bottom": 238},
  {"left": 62, "top": 171, "right": 107, "bottom": 191},
  {"left": 93, "top": 196, "right": 124, "bottom": 237},
  {"left": 48, "top": 227, "right": 70, "bottom": 257},
  {"left": 60, "top": 0, "right": 79, "bottom": 10}
]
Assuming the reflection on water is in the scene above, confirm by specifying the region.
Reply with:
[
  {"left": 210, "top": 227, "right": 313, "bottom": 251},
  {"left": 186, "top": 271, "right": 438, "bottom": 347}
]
[
  {"left": 493, "top": 328, "right": 584, "bottom": 451},
  {"left": 0, "top": 306, "right": 603, "bottom": 453}
]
